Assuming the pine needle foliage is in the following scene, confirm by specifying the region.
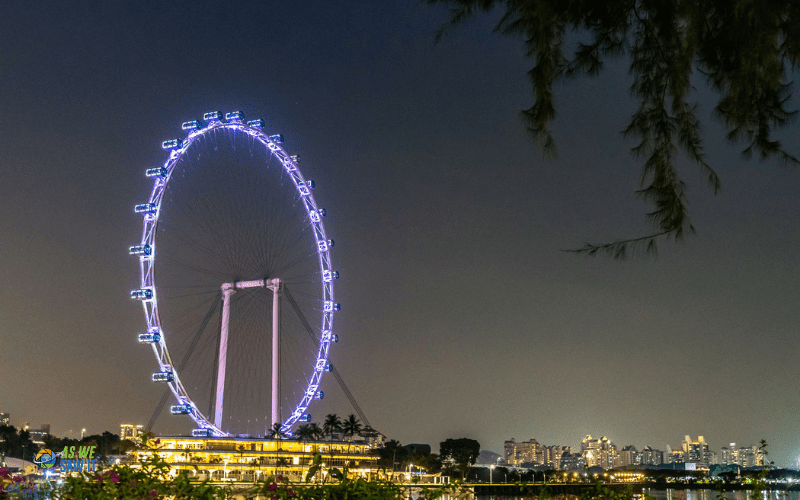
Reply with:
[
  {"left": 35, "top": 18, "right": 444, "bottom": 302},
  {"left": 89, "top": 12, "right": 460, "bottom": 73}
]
[{"left": 428, "top": 0, "right": 799, "bottom": 258}]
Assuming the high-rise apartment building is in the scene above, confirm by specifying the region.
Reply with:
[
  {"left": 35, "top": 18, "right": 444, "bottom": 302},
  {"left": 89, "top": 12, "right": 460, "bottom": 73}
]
[
  {"left": 682, "top": 435, "right": 711, "bottom": 468},
  {"left": 580, "top": 435, "right": 618, "bottom": 469},
  {"left": 721, "top": 443, "right": 737, "bottom": 465},
  {"left": 617, "top": 445, "right": 641, "bottom": 467},
  {"left": 545, "top": 445, "right": 571, "bottom": 469},
  {"left": 120, "top": 424, "right": 144, "bottom": 442},
  {"left": 641, "top": 446, "right": 664, "bottom": 465},
  {"left": 560, "top": 452, "right": 585, "bottom": 471},
  {"left": 504, "top": 438, "right": 542, "bottom": 466}
]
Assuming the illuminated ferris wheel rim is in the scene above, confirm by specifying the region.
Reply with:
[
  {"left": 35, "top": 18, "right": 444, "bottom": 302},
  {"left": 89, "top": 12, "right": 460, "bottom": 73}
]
[{"left": 130, "top": 111, "right": 339, "bottom": 437}]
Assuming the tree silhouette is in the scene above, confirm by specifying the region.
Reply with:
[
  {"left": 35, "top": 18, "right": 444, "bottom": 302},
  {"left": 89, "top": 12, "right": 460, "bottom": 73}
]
[
  {"left": 427, "top": 0, "right": 799, "bottom": 258},
  {"left": 342, "top": 414, "right": 363, "bottom": 466},
  {"left": 322, "top": 414, "right": 342, "bottom": 442}
]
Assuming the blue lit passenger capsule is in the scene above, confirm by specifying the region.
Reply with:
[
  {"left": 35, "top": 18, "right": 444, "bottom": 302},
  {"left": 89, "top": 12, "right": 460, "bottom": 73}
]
[
  {"left": 138, "top": 330, "right": 161, "bottom": 343},
  {"left": 152, "top": 371, "right": 174, "bottom": 382},
  {"left": 134, "top": 203, "right": 157, "bottom": 215},
  {"left": 225, "top": 111, "right": 245, "bottom": 122},
  {"left": 318, "top": 208, "right": 326, "bottom": 217},
  {"left": 129, "top": 244, "right": 152, "bottom": 256},
  {"left": 269, "top": 134, "right": 284, "bottom": 143},
  {"left": 145, "top": 167, "right": 168, "bottom": 178},
  {"left": 162, "top": 139, "right": 183, "bottom": 150},
  {"left": 315, "top": 391, "right": 324, "bottom": 400},
  {"left": 203, "top": 111, "right": 223, "bottom": 122},
  {"left": 322, "top": 270, "right": 339, "bottom": 282},
  {"left": 290, "top": 155, "right": 300, "bottom": 163},
  {"left": 181, "top": 120, "right": 203, "bottom": 131},
  {"left": 192, "top": 428, "right": 213, "bottom": 437},
  {"left": 301, "top": 414, "right": 312, "bottom": 422},
  {"left": 246, "top": 118, "right": 265, "bottom": 128},
  {"left": 307, "top": 179, "right": 315, "bottom": 188},
  {"left": 131, "top": 288, "right": 154, "bottom": 300},
  {"left": 170, "top": 404, "right": 193, "bottom": 415},
  {"left": 326, "top": 363, "right": 333, "bottom": 372}
]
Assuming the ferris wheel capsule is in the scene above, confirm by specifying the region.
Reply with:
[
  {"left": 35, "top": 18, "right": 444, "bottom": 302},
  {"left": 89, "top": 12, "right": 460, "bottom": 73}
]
[
  {"left": 130, "top": 288, "right": 153, "bottom": 300},
  {"left": 246, "top": 118, "right": 264, "bottom": 128},
  {"left": 225, "top": 111, "right": 245, "bottom": 122},
  {"left": 269, "top": 134, "right": 284, "bottom": 143},
  {"left": 145, "top": 167, "right": 168, "bottom": 178},
  {"left": 162, "top": 139, "right": 183, "bottom": 150},
  {"left": 192, "top": 428, "right": 213, "bottom": 437},
  {"left": 152, "top": 371, "right": 174, "bottom": 382},
  {"left": 203, "top": 111, "right": 223, "bottom": 122},
  {"left": 181, "top": 120, "right": 203, "bottom": 131},
  {"left": 170, "top": 404, "right": 194, "bottom": 415},
  {"left": 129, "top": 244, "right": 152, "bottom": 256},
  {"left": 138, "top": 329, "right": 161, "bottom": 343},
  {"left": 134, "top": 203, "right": 157, "bottom": 215}
]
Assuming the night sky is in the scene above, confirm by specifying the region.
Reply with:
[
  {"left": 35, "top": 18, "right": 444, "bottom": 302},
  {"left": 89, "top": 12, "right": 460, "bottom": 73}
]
[{"left": 2, "top": 1, "right": 799, "bottom": 466}]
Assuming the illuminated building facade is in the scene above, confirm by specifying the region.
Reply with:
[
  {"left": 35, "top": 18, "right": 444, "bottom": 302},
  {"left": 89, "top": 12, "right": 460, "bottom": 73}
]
[
  {"left": 617, "top": 445, "right": 641, "bottom": 467},
  {"left": 120, "top": 424, "right": 144, "bottom": 442},
  {"left": 131, "top": 436, "right": 380, "bottom": 482},
  {"left": 503, "top": 438, "right": 541, "bottom": 466},
  {"left": 544, "top": 445, "right": 571, "bottom": 469},
  {"left": 721, "top": 444, "right": 763, "bottom": 467},
  {"left": 640, "top": 446, "right": 664, "bottom": 465},
  {"left": 580, "top": 435, "right": 617, "bottom": 469},
  {"left": 682, "top": 435, "right": 710, "bottom": 468}
]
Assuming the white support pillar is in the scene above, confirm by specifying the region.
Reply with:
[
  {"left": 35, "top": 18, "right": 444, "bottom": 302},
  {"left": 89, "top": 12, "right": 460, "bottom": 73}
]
[
  {"left": 265, "top": 278, "right": 281, "bottom": 428},
  {"left": 213, "top": 278, "right": 281, "bottom": 432},
  {"left": 214, "top": 282, "right": 236, "bottom": 429}
]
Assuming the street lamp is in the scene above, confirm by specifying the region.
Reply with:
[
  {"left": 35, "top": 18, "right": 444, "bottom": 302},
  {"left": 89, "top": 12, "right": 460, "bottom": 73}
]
[{"left": 81, "top": 428, "right": 86, "bottom": 439}]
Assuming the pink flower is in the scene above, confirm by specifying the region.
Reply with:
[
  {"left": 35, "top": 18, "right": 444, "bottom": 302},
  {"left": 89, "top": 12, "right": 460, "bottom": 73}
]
[
  {"left": 12, "top": 476, "right": 23, "bottom": 483},
  {"left": 0, "top": 469, "right": 10, "bottom": 479},
  {"left": 288, "top": 488, "right": 295, "bottom": 497},
  {"left": 150, "top": 489, "right": 158, "bottom": 497},
  {"left": 268, "top": 482, "right": 278, "bottom": 490},
  {"left": 277, "top": 474, "right": 284, "bottom": 481},
  {"left": 271, "top": 497, "right": 277, "bottom": 500},
  {"left": 107, "top": 471, "right": 120, "bottom": 483},
  {"left": 155, "top": 439, "right": 161, "bottom": 445}
]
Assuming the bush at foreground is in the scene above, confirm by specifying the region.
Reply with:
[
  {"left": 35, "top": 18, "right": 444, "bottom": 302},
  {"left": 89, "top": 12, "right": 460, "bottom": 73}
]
[{"left": 1, "top": 454, "right": 466, "bottom": 500}]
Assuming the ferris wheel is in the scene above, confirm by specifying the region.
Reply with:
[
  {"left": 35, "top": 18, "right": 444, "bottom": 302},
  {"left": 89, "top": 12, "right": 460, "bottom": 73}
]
[{"left": 130, "top": 111, "right": 339, "bottom": 437}]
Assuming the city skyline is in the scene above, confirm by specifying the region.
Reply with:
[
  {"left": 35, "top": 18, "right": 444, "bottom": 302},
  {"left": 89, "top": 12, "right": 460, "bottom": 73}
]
[
  {"left": 1, "top": 0, "right": 798, "bottom": 468},
  {"left": 0, "top": 409, "right": 788, "bottom": 469}
]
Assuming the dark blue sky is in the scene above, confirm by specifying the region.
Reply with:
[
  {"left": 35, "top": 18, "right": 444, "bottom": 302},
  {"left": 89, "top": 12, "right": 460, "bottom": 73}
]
[{"left": 1, "top": 0, "right": 799, "bottom": 465}]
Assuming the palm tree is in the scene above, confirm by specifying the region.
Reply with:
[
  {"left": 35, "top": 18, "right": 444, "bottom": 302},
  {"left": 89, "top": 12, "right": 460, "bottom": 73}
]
[
  {"left": 322, "top": 414, "right": 341, "bottom": 442},
  {"left": 342, "top": 414, "right": 362, "bottom": 467},
  {"left": 267, "top": 423, "right": 287, "bottom": 440},
  {"left": 295, "top": 424, "right": 314, "bottom": 475},
  {"left": 309, "top": 423, "right": 325, "bottom": 448},
  {"left": 382, "top": 440, "right": 403, "bottom": 480},
  {"left": 267, "top": 422, "right": 288, "bottom": 475}
]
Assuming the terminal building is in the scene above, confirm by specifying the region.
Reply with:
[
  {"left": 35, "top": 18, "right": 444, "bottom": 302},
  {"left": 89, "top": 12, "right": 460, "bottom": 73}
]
[{"left": 130, "top": 436, "right": 380, "bottom": 482}]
